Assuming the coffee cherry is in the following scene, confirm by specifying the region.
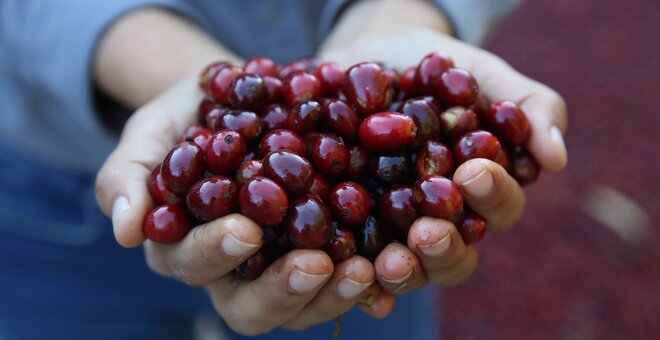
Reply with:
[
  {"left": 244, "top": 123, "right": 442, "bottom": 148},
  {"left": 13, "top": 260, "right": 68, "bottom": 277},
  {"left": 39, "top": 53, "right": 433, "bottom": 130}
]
[
  {"left": 180, "top": 123, "right": 205, "bottom": 141},
  {"left": 258, "top": 129, "right": 307, "bottom": 158},
  {"left": 494, "top": 147, "right": 511, "bottom": 171},
  {"left": 216, "top": 110, "right": 263, "bottom": 145},
  {"left": 200, "top": 62, "right": 230, "bottom": 94},
  {"left": 485, "top": 100, "right": 532, "bottom": 146},
  {"left": 227, "top": 74, "right": 267, "bottom": 110},
  {"left": 457, "top": 211, "right": 486, "bottom": 245},
  {"left": 144, "top": 205, "right": 191, "bottom": 244},
  {"left": 235, "top": 160, "right": 263, "bottom": 186},
  {"left": 378, "top": 186, "right": 420, "bottom": 240},
  {"left": 236, "top": 246, "right": 277, "bottom": 280},
  {"left": 205, "top": 106, "right": 229, "bottom": 130},
  {"left": 453, "top": 130, "right": 502, "bottom": 164},
  {"left": 205, "top": 130, "right": 247, "bottom": 176},
  {"left": 315, "top": 62, "right": 345, "bottom": 97},
  {"left": 280, "top": 56, "right": 320, "bottom": 79},
  {"left": 148, "top": 165, "right": 183, "bottom": 205},
  {"left": 401, "top": 97, "right": 441, "bottom": 148},
  {"left": 238, "top": 177, "right": 289, "bottom": 227},
  {"left": 400, "top": 67, "right": 418, "bottom": 95},
  {"left": 262, "top": 151, "right": 314, "bottom": 195},
  {"left": 354, "top": 216, "right": 389, "bottom": 262},
  {"left": 413, "top": 175, "right": 463, "bottom": 219},
  {"left": 325, "top": 225, "right": 356, "bottom": 262},
  {"left": 283, "top": 72, "right": 321, "bottom": 106},
  {"left": 438, "top": 106, "right": 481, "bottom": 143},
  {"left": 416, "top": 140, "right": 454, "bottom": 178},
  {"left": 243, "top": 57, "right": 279, "bottom": 77},
  {"left": 510, "top": 148, "right": 540, "bottom": 185},
  {"left": 346, "top": 145, "right": 369, "bottom": 180},
  {"left": 209, "top": 65, "right": 243, "bottom": 104},
  {"left": 161, "top": 142, "right": 206, "bottom": 196},
  {"left": 287, "top": 100, "right": 322, "bottom": 134},
  {"left": 285, "top": 195, "right": 333, "bottom": 249},
  {"left": 197, "top": 97, "right": 218, "bottom": 124},
  {"left": 321, "top": 99, "right": 361, "bottom": 142},
  {"left": 308, "top": 173, "right": 331, "bottom": 202},
  {"left": 259, "top": 104, "right": 289, "bottom": 131},
  {"left": 370, "top": 154, "right": 413, "bottom": 185},
  {"left": 179, "top": 127, "right": 213, "bottom": 151},
  {"left": 263, "top": 76, "right": 283, "bottom": 103},
  {"left": 358, "top": 112, "right": 417, "bottom": 152},
  {"left": 436, "top": 67, "right": 479, "bottom": 107},
  {"left": 186, "top": 176, "right": 238, "bottom": 222},
  {"left": 415, "top": 51, "right": 455, "bottom": 95},
  {"left": 343, "top": 62, "right": 394, "bottom": 116},
  {"left": 329, "top": 182, "right": 371, "bottom": 226},
  {"left": 310, "top": 134, "right": 349, "bottom": 178}
]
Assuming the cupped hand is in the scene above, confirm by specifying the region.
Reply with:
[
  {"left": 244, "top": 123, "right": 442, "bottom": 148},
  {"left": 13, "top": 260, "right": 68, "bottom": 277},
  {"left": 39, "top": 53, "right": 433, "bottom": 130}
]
[
  {"left": 95, "top": 75, "right": 392, "bottom": 335},
  {"left": 320, "top": 28, "right": 568, "bottom": 292}
]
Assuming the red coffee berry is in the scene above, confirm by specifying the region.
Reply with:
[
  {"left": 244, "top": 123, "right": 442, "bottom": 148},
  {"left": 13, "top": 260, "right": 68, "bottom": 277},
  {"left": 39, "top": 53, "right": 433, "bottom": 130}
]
[
  {"left": 416, "top": 140, "right": 454, "bottom": 178},
  {"left": 413, "top": 175, "right": 463, "bottom": 219},
  {"left": 358, "top": 112, "right": 417, "bottom": 152},
  {"left": 199, "top": 61, "right": 230, "bottom": 94},
  {"left": 263, "top": 76, "right": 283, "bottom": 103},
  {"left": 147, "top": 165, "right": 183, "bottom": 205},
  {"left": 343, "top": 63, "right": 394, "bottom": 116},
  {"left": 438, "top": 106, "right": 481, "bottom": 143},
  {"left": 329, "top": 182, "right": 371, "bottom": 226},
  {"left": 186, "top": 176, "right": 238, "bottom": 222},
  {"left": 453, "top": 130, "right": 502, "bottom": 164},
  {"left": 310, "top": 134, "right": 349, "bottom": 178},
  {"left": 243, "top": 57, "right": 279, "bottom": 77},
  {"left": 197, "top": 97, "right": 218, "bottom": 125},
  {"left": 160, "top": 142, "right": 206, "bottom": 196},
  {"left": 315, "top": 62, "right": 345, "bottom": 97},
  {"left": 354, "top": 215, "right": 389, "bottom": 262},
  {"left": 400, "top": 67, "right": 418, "bottom": 95},
  {"left": 494, "top": 147, "right": 511, "bottom": 171},
  {"left": 436, "top": 67, "right": 479, "bottom": 107},
  {"left": 370, "top": 154, "right": 413, "bottom": 185},
  {"left": 458, "top": 211, "right": 486, "bottom": 245},
  {"left": 205, "top": 130, "right": 247, "bottom": 176},
  {"left": 285, "top": 195, "right": 333, "bottom": 249},
  {"left": 238, "top": 177, "right": 289, "bottom": 227},
  {"left": 262, "top": 151, "right": 315, "bottom": 195},
  {"left": 144, "top": 205, "right": 191, "bottom": 244},
  {"left": 279, "top": 60, "right": 309, "bottom": 80},
  {"left": 235, "top": 246, "right": 277, "bottom": 280},
  {"left": 179, "top": 127, "right": 213, "bottom": 151},
  {"left": 227, "top": 74, "right": 267, "bottom": 110},
  {"left": 257, "top": 129, "right": 307, "bottom": 158},
  {"left": 321, "top": 99, "right": 362, "bottom": 142},
  {"left": 282, "top": 72, "right": 321, "bottom": 106},
  {"left": 308, "top": 173, "right": 332, "bottom": 202},
  {"left": 378, "top": 186, "right": 420, "bottom": 240},
  {"left": 485, "top": 100, "right": 532, "bottom": 146},
  {"left": 209, "top": 65, "right": 243, "bottom": 104},
  {"left": 401, "top": 97, "right": 441, "bottom": 147},
  {"left": 346, "top": 145, "right": 369, "bottom": 180},
  {"left": 235, "top": 160, "right": 264, "bottom": 186},
  {"left": 415, "top": 51, "right": 455, "bottom": 95},
  {"left": 510, "top": 148, "right": 540, "bottom": 186},
  {"left": 179, "top": 124, "right": 206, "bottom": 143},
  {"left": 205, "top": 106, "right": 229, "bottom": 130},
  {"left": 324, "top": 225, "right": 356, "bottom": 262},
  {"left": 216, "top": 110, "right": 263, "bottom": 144},
  {"left": 259, "top": 104, "right": 289, "bottom": 131},
  {"left": 287, "top": 100, "right": 322, "bottom": 134}
]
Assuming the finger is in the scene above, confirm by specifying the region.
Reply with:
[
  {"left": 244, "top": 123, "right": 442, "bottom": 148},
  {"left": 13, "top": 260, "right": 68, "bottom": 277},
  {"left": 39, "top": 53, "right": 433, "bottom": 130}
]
[
  {"left": 144, "top": 214, "right": 262, "bottom": 286},
  {"left": 471, "top": 54, "right": 568, "bottom": 172},
  {"left": 407, "top": 217, "right": 479, "bottom": 286},
  {"left": 453, "top": 158, "right": 526, "bottom": 233},
  {"left": 207, "top": 250, "right": 333, "bottom": 336},
  {"left": 357, "top": 284, "right": 396, "bottom": 319},
  {"left": 374, "top": 243, "right": 427, "bottom": 294},
  {"left": 95, "top": 75, "right": 202, "bottom": 247},
  {"left": 283, "top": 256, "right": 374, "bottom": 330}
]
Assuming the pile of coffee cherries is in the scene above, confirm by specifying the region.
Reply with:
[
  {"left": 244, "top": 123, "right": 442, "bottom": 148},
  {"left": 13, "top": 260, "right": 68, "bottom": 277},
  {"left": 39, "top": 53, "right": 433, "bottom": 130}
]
[{"left": 144, "top": 52, "right": 540, "bottom": 279}]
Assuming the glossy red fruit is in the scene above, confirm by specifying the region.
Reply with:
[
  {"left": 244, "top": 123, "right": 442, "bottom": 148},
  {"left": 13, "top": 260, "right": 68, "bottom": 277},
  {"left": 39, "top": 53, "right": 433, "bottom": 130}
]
[
  {"left": 308, "top": 173, "right": 331, "bottom": 202},
  {"left": 209, "top": 65, "right": 243, "bottom": 104},
  {"left": 205, "top": 130, "right": 247, "bottom": 176},
  {"left": 179, "top": 124, "right": 207, "bottom": 142},
  {"left": 415, "top": 51, "right": 455, "bottom": 95},
  {"left": 315, "top": 62, "right": 345, "bottom": 97},
  {"left": 358, "top": 112, "right": 417, "bottom": 152},
  {"left": 401, "top": 98, "right": 441, "bottom": 147},
  {"left": 227, "top": 74, "right": 267, "bottom": 110},
  {"left": 279, "top": 60, "right": 309, "bottom": 79},
  {"left": 370, "top": 154, "right": 413, "bottom": 185},
  {"left": 343, "top": 62, "right": 393, "bottom": 116},
  {"left": 263, "top": 76, "right": 283, "bottom": 103},
  {"left": 186, "top": 176, "right": 238, "bottom": 222},
  {"left": 160, "top": 142, "right": 206, "bottom": 196},
  {"left": 243, "top": 57, "right": 279, "bottom": 77},
  {"left": 354, "top": 215, "right": 389, "bottom": 262},
  {"left": 257, "top": 129, "right": 306, "bottom": 158},
  {"left": 436, "top": 67, "right": 479, "bottom": 106},
  {"left": 346, "top": 145, "right": 369, "bottom": 180},
  {"left": 321, "top": 99, "right": 361, "bottom": 142},
  {"left": 287, "top": 100, "right": 322, "bottom": 134},
  {"left": 494, "top": 147, "right": 511, "bottom": 171},
  {"left": 197, "top": 97, "right": 218, "bottom": 125},
  {"left": 144, "top": 205, "right": 191, "bottom": 244},
  {"left": 485, "top": 100, "right": 532, "bottom": 146},
  {"left": 438, "top": 106, "right": 480, "bottom": 143},
  {"left": 235, "top": 246, "right": 277, "bottom": 280},
  {"left": 148, "top": 165, "right": 183, "bottom": 205},
  {"left": 416, "top": 140, "right": 454, "bottom": 178},
  {"left": 453, "top": 130, "right": 502, "bottom": 164},
  {"left": 325, "top": 225, "right": 356, "bottom": 262},
  {"left": 458, "top": 211, "right": 486, "bottom": 244},
  {"left": 510, "top": 148, "right": 540, "bottom": 186},
  {"left": 179, "top": 126, "right": 213, "bottom": 151},
  {"left": 216, "top": 110, "right": 263, "bottom": 144},
  {"left": 262, "top": 151, "right": 314, "bottom": 195},
  {"left": 378, "top": 186, "right": 420, "bottom": 239},
  {"left": 329, "top": 182, "right": 371, "bottom": 226},
  {"left": 310, "top": 134, "right": 349, "bottom": 178},
  {"left": 400, "top": 67, "right": 418, "bottom": 95},
  {"left": 235, "top": 160, "right": 263, "bottom": 186},
  {"left": 282, "top": 72, "right": 321, "bottom": 106},
  {"left": 199, "top": 62, "right": 230, "bottom": 94},
  {"left": 413, "top": 175, "right": 463, "bottom": 219},
  {"left": 285, "top": 195, "right": 333, "bottom": 249},
  {"left": 205, "top": 106, "right": 229, "bottom": 130},
  {"left": 259, "top": 104, "right": 289, "bottom": 131},
  {"left": 238, "top": 177, "right": 289, "bottom": 227}
]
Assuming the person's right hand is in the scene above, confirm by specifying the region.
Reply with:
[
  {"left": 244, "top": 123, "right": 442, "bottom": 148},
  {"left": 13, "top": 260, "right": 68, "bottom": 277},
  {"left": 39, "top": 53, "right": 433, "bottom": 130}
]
[{"left": 95, "top": 75, "right": 393, "bottom": 335}]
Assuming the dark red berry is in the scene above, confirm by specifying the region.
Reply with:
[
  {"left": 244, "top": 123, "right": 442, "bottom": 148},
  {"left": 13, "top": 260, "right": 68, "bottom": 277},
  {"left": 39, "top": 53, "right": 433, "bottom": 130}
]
[
  {"left": 160, "top": 142, "right": 206, "bottom": 196},
  {"left": 494, "top": 147, "right": 511, "bottom": 171},
  {"left": 453, "top": 130, "right": 502, "bottom": 164},
  {"left": 415, "top": 51, "right": 454, "bottom": 95},
  {"left": 238, "top": 177, "right": 289, "bottom": 227},
  {"left": 358, "top": 112, "right": 417, "bottom": 152},
  {"left": 413, "top": 175, "right": 463, "bottom": 219},
  {"left": 321, "top": 99, "right": 361, "bottom": 142},
  {"left": 279, "top": 60, "right": 309, "bottom": 79},
  {"left": 325, "top": 225, "right": 356, "bottom": 262},
  {"left": 205, "top": 106, "right": 229, "bottom": 130},
  {"left": 308, "top": 173, "right": 331, "bottom": 202},
  {"left": 262, "top": 151, "right": 314, "bottom": 195},
  {"left": 310, "top": 134, "right": 349, "bottom": 178},
  {"left": 186, "top": 176, "right": 238, "bottom": 222},
  {"left": 416, "top": 140, "right": 454, "bottom": 178},
  {"left": 179, "top": 127, "right": 213, "bottom": 151},
  {"left": 144, "top": 205, "right": 191, "bottom": 244},
  {"left": 485, "top": 100, "right": 532, "bottom": 146},
  {"left": 243, "top": 57, "right": 279, "bottom": 77},
  {"left": 329, "top": 182, "right": 371, "bottom": 226},
  {"left": 400, "top": 67, "right": 417, "bottom": 95},
  {"left": 205, "top": 130, "right": 247, "bottom": 176},
  {"left": 287, "top": 100, "right": 322, "bottom": 134},
  {"left": 378, "top": 186, "right": 420, "bottom": 240},
  {"left": 216, "top": 110, "right": 263, "bottom": 144},
  {"left": 354, "top": 216, "right": 389, "bottom": 262},
  {"left": 436, "top": 67, "right": 479, "bottom": 107},
  {"left": 458, "top": 211, "right": 486, "bottom": 245},
  {"left": 199, "top": 62, "right": 230, "bottom": 94},
  {"left": 284, "top": 195, "right": 333, "bottom": 249},
  {"left": 179, "top": 125, "right": 206, "bottom": 143},
  {"left": 343, "top": 62, "right": 394, "bottom": 116},
  {"left": 209, "top": 65, "right": 243, "bottom": 104},
  {"left": 401, "top": 98, "right": 441, "bottom": 147},
  {"left": 259, "top": 104, "right": 289, "bottom": 131},
  {"left": 235, "top": 160, "right": 263, "bottom": 186},
  {"left": 227, "top": 74, "right": 267, "bottom": 110},
  {"left": 263, "top": 76, "right": 283, "bottom": 103},
  {"left": 438, "top": 106, "right": 480, "bottom": 143},
  {"left": 148, "top": 165, "right": 182, "bottom": 205},
  {"left": 346, "top": 145, "right": 369, "bottom": 180},
  {"left": 282, "top": 72, "right": 321, "bottom": 106},
  {"left": 258, "top": 129, "right": 307, "bottom": 158},
  {"left": 370, "top": 154, "right": 413, "bottom": 185},
  {"left": 510, "top": 148, "right": 540, "bottom": 185},
  {"left": 315, "top": 62, "right": 345, "bottom": 97},
  {"left": 197, "top": 97, "right": 218, "bottom": 125},
  {"left": 235, "top": 246, "right": 277, "bottom": 280}
]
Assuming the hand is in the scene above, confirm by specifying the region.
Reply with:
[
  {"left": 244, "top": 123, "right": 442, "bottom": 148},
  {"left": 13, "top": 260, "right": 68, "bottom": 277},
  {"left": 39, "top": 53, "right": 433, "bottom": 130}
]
[
  {"left": 320, "top": 27, "right": 568, "bottom": 293},
  {"left": 95, "top": 75, "right": 392, "bottom": 335}
]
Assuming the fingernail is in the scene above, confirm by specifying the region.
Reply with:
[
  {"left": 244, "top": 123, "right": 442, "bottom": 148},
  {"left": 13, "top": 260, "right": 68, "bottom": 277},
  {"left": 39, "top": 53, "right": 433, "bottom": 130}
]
[
  {"left": 338, "top": 278, "right": 372, "bottom": 300},
  {"left": 460, "top": 166, "right": 493, "bottom": 198},
  {"left": 418, "top": 233, "right": 451, "bottom": 257},
  {"left": 380, "top": 269, "right": 413, "bottom": 286},
  {"left": 221, "top": 234, "right": 259, "bottom": 258},
  {"left": 550, "top": 126, "right": 565, "bottom": 150},
  {"left": 112, "top": 196, "right": 130, "bottom": 229},
  {"left": 289, "top": 269, "right": 330, "bottom": 293}
]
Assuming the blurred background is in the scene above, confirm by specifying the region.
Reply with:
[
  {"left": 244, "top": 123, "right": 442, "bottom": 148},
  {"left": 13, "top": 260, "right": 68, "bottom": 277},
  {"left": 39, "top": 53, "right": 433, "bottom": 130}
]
[{"left": 439, "top": 0, "right": 660, "bottom": 338}]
